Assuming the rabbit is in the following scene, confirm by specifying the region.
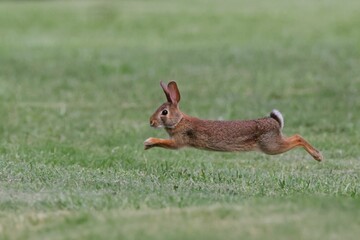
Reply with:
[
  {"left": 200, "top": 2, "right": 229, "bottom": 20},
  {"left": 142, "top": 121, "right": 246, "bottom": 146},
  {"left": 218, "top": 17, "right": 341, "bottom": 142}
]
[{"left": 144, "top": 81, "right": 323, "bottom": 161}]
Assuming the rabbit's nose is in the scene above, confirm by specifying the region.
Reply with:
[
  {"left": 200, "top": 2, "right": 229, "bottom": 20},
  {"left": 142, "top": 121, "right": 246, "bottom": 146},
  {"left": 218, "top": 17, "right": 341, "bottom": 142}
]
[{"left": 150, "top": 120, "right": 155, "bottom": 126}]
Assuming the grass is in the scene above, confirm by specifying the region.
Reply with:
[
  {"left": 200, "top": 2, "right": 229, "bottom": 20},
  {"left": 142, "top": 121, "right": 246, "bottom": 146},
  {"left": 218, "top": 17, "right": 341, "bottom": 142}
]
[{"left": 0, "top": 0, "right": 360, "bottom": 239}]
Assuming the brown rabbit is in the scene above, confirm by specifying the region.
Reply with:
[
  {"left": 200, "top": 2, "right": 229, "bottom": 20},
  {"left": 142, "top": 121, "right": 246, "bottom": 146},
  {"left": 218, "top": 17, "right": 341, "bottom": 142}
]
[{"left": 144, "top": 81, "right": 323, "bottom": 161}]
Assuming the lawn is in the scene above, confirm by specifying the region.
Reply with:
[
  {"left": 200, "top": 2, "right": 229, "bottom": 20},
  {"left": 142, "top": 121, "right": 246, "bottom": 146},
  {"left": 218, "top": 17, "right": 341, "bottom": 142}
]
[{"left": 0, "top": 0, "right": 360, "bottom": 239}]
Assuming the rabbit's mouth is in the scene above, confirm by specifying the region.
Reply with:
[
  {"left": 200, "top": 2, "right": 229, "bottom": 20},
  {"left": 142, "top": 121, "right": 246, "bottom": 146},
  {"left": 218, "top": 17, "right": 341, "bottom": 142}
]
[
  {"left": 152, "top": 125, "right": 163, "bottom": 129},
  {"left": 150, "top": 120, "right": 163, "bottom": 128}
]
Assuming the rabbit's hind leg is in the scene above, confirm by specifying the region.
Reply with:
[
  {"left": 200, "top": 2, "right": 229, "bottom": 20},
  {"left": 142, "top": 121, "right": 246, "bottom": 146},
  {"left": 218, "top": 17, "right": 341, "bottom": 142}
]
[{"left": 258, "top": 134, "right": 323, "bottom": 161}]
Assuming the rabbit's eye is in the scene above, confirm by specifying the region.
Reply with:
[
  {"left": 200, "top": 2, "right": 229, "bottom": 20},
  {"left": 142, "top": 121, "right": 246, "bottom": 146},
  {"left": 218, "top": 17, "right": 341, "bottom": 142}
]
[{"left": 161, "top": 110, "right": 168, "bottom": 115}]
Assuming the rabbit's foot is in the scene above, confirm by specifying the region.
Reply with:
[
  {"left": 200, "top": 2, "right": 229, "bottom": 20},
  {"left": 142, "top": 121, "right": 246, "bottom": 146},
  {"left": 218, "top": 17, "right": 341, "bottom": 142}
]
[
  {"left": 144, "top": 138, "right": 156, "bottom": 150},
  {"left": 311, "top": 148, "right": 323, "bottom": 162}
]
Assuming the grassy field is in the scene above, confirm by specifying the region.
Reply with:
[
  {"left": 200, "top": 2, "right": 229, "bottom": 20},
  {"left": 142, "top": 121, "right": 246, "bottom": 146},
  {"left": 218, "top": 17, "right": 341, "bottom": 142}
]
[{"left": 1, "top": 0, "right": 360, "bottom": 239}]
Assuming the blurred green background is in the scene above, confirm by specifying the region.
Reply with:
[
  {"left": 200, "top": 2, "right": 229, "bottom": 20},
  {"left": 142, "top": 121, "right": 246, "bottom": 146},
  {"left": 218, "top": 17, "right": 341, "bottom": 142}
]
[{"left": 0, "top": 1, "right": 359, "bottom": 239}]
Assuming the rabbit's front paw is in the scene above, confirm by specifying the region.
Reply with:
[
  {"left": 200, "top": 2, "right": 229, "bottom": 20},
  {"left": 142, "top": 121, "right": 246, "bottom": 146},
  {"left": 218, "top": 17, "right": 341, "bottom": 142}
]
[{"left": 144, "top": 138, "right": 156, "bottom": 150}]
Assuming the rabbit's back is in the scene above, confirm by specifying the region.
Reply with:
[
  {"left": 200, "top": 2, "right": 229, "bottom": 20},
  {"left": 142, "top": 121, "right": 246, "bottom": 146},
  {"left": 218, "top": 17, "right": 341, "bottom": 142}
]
[{"left": 168, "top": 116, "right": 281, "bottom": 152}]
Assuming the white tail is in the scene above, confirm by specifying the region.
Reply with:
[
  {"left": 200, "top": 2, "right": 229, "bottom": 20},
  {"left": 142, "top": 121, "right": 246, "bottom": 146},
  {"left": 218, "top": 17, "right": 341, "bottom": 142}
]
[{"left": 270, "top": 109, "right": 284, "bottom": 129}]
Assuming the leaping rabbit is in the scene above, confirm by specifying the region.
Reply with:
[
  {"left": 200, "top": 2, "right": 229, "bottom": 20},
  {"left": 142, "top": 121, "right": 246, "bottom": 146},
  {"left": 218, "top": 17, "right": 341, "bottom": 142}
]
[{"left": 144, "top": 81, "right": 323, "bottom": 161}]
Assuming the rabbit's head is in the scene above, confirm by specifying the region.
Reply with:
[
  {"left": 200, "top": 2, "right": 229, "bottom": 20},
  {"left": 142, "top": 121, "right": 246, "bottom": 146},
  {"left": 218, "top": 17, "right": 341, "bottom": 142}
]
[{"left": 149, "top": 81, "right": 183, "bottom": 129}]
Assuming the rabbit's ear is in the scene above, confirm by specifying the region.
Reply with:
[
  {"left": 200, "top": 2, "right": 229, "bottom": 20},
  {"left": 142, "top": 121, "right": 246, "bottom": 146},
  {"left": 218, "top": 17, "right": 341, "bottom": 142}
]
[
  {"left": 167, "top": 81, "right": 181, "bottom": 103},
  {"left": 160, "top": 81, "right": 172, "bottom": 102}
]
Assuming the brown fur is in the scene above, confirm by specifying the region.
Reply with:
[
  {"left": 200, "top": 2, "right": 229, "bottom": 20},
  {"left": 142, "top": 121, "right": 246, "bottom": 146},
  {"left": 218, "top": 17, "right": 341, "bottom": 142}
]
[{"left": 144, "top": 81, "right": 323, "bottom": 161}]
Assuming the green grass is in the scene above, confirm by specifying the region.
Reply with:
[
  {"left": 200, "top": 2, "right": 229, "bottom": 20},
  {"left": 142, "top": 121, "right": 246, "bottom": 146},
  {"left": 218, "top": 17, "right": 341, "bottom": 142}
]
[{"left": 1, "top": 0, "right": 360, "bottom": 239}]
